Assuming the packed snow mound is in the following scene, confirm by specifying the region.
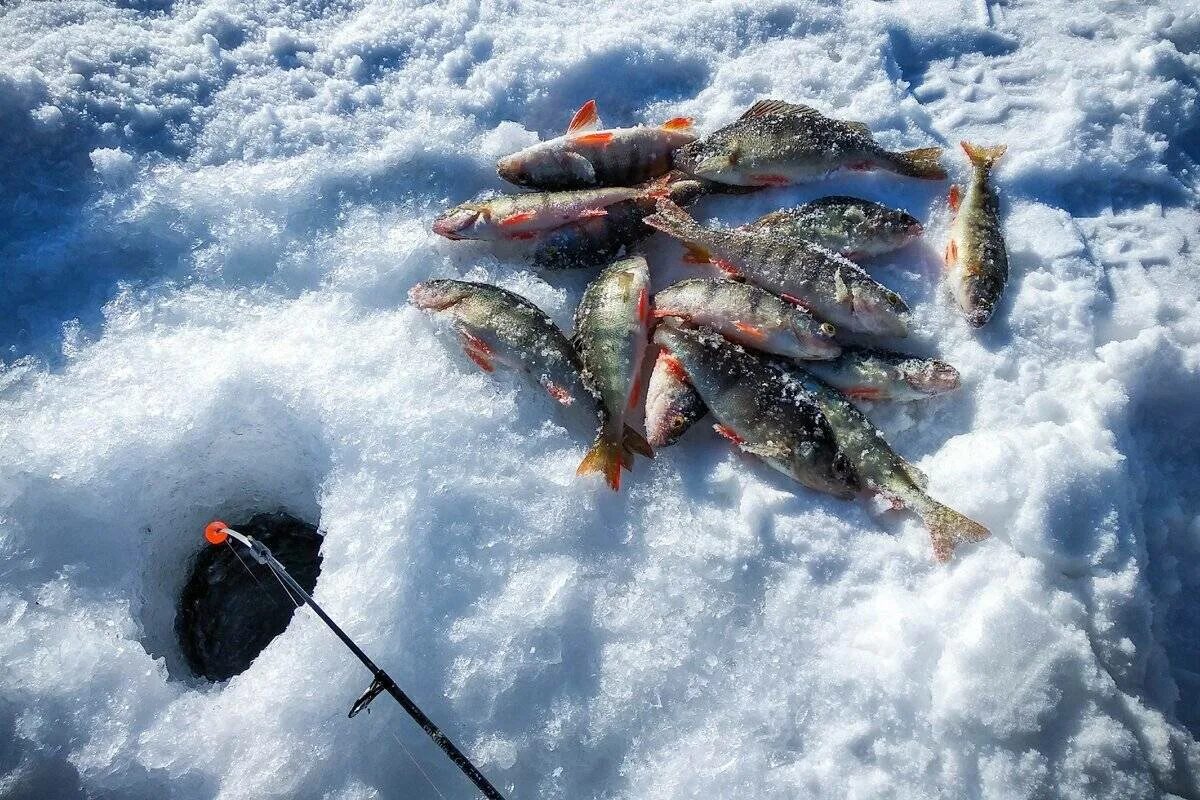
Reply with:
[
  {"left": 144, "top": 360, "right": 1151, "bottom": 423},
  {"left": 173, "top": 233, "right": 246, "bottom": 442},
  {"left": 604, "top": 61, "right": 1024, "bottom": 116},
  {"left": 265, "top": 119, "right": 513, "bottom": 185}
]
[{"left": 2, "top": 0, "right": 1199, "bottom": 798}]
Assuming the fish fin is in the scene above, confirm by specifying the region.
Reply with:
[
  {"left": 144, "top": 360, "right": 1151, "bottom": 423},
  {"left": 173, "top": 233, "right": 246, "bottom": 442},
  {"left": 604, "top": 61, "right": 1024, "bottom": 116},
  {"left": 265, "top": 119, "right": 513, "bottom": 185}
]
[
  {"left": 845, "top": 120, "right": 872, "bottom": 136},
  {"left": 544, "top": 381, "right": 575, "bottom": 405},
  {"left": 750, "top": 174, "right": 792, "bottom": 186},
  {"left": 627, "top": 375, "right": 643, "bottom": 412},
  {"left": 733, "top": 320, "right": 767, "bottom": 342},
  {"left": 622, "top": 425, "right": 654, "bottom": 459},
  {"left": 572, "top": 131, "right": 615, "bottom": 146},
  {"left": 682, "top": 244, "right": 712, "bottom": 264},
  {"left": 661, "top": 116, "right": 694, "bottom": 131},
  {"left": 637, "top": 286, "right": 651, "bottom": 324},
  {"left": 660, "top": 352, "right": 689, "bottom": 382},
  {"left": 944, "top": 239, "right": 958, "bottom": 266},
  {"left": 960, "top": 141, "right": 1007, "bottom": 169},
  {"left": 740, "top": 99, "right": 821, "bottom": 121},
  {"left": 643, "top": 174, "right": 676, "bottom": 199},
  {"left": 499, "top": 210, "right": 537, "bottom": 226},
  {"left": 948, "top": 184, "right": 961, "bottom": 212},
  {"left": 642, "top": 198, "right": 711, "bottom": 247},
  {"left": 915, "top": 497, "right": 990, "bottom": 562},
  {"left": 892, "top": 146, "right": 946, "bottom": 180},
  {"left": 845, "top": 386, "right": 884, "bottom": 401},
  {"left": 712, "top": 424, "right": 744, "bottom": 445},
  {"left": 714, "top": 259, "right": 742, "bottom": 277},
  {"left": 567, "top": 99, "right": 600, "bottom": 133},
  {"left": 652, "top": 308, "right": 682, "bottom": 319},
  {"left": 577, "top": 435, "right": 623, "bottom": 491},
  {"left": 779, "top": 292, "right": 810, "bottom": 310},
  {"left": 459, "top": 332, "right": 495, "bottom": 372}
]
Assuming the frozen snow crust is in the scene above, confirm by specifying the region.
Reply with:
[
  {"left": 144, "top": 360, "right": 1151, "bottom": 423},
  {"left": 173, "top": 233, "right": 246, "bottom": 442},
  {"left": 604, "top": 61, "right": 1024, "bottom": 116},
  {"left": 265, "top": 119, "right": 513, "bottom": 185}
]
[{"left": 2, "top": 0, "right": 1199, "bottom": 798}]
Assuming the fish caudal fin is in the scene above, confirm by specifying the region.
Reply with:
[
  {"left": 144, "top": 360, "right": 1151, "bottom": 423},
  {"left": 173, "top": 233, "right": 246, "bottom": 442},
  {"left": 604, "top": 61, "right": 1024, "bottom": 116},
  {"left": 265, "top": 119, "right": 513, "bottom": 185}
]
[
  {"left": 960, "top": 141, "right": 1007, "bottom": 170},
  {"left": 914, "top": 496, "right": 990, "bottom": 562},
  {"left": 642, "top": 198, "right": 710, "bottom": 246},
  {"left": 622, "top": 425, "right": 655, "bottom": 460},
  {"left": 578, "top": 435, "right": 624, "bottom": 491},
  {"left": 892, "top": 146, "right": 947, "bottom": 180}
]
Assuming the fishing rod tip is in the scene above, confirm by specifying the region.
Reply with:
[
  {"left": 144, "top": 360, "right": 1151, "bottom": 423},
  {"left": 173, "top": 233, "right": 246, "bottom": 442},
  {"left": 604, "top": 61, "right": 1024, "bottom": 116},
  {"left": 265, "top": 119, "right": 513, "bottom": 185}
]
[{"left": 204, "top": 520, "right": 230, "bottom": 545}]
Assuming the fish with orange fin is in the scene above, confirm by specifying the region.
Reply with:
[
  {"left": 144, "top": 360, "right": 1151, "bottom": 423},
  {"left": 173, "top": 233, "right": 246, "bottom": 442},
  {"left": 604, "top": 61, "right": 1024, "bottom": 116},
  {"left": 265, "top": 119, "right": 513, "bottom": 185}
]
[
  {"left": 573, "top": 256, "right": 655, "bottom": 490},
  {"left": 433, "top": 185, "right": 651, "bottom": 242},
  {"left": 653, "top": 278, "right": 841, "bottom": 360},
  {"left": 791, "top": 368, "right": 989, "bottom": 562},
  {"left": 945, "top": 142, "right": 1008, "bottom": 327},
  {"left": 497, "top": 99, "right": 698, "bottom": 190},
  {"left": 804, "top": 347, "right": 961, "bottom": 403},
  {"left": 643, "top": 198, "right": 911, "bottom": 336},
  {"left": 674, "top": 99, "right": 946, "bottom": 187},
  {"left": 644, "top": 348, "right": 707, "bottom": 448},
  {"left": 409, "top": 280, "right": 646, "bottom": 475}
]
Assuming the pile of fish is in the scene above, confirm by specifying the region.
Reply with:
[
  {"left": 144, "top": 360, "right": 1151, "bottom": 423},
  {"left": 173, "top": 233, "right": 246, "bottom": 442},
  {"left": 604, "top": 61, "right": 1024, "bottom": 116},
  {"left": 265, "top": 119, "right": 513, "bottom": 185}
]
[{"left": 415, "top": 98, "right": 1009, "bottom": 562}]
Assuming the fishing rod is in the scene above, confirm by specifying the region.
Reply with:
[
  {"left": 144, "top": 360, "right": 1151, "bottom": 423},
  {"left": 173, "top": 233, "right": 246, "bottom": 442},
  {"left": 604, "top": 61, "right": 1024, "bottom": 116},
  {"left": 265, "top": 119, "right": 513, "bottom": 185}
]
[{"left": 203, "top": 520, "right": 509, "bottom": 800}]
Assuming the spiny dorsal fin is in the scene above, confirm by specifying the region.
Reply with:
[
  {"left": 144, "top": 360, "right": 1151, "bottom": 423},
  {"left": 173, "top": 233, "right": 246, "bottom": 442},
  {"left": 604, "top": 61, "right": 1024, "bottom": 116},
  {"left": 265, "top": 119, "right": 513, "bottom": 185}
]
[
  {"left": 740, "top": 99, "right": 822, "bottom": 121},
  {"left": 566, "top": 100, "right": 602, "bottom": 133}
]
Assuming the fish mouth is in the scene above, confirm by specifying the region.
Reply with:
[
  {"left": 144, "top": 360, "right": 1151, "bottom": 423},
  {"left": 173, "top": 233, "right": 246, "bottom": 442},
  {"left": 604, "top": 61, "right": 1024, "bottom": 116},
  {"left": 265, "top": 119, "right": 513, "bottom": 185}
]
[
  {"left": 496, "top": 155, "right": 522, "bottom": 185},
  {"left": 408, "top": 281, "right": 463, "bottom": 311},
  {"left": 432, "top": 208, "right": 480, "bottom": 240}
]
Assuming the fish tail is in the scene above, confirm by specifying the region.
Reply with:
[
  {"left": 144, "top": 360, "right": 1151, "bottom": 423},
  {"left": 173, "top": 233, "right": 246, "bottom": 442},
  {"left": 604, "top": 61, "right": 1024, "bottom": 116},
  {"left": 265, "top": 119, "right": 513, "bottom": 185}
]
[
  {"left": 642, "top": 198, "right": 711, "bottom": 245},
  {"left": 578, "top": 429, "right": 624, "bottom": 491},
  {"left": 911, "top": 495, "right": 990, "bottom": 563},
  {"left": 960, "top": 141, "right": 1007, "bottom": 170},
  {"left": 890, "top": 146, "right": 947, "bottom": 180},
  {"left": 622, "top": 425, "right": 655, "bottom": 461}
]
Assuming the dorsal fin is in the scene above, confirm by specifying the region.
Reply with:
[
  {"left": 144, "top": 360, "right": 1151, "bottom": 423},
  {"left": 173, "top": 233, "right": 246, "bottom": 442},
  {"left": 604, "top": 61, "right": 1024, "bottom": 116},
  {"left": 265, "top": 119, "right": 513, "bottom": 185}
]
[
  {"left": 661, "top": 116, "right": 694, "bottom": 131},
  {"left": 739, "top": 99, "right": 822, "bottom": 121},
  {"left": 567, "top": 100, "right": 601, "bottom": 133}
]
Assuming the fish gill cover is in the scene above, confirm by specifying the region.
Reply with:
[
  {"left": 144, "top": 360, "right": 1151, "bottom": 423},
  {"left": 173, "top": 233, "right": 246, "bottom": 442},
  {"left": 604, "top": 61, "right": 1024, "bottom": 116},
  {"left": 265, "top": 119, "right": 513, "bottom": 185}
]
[{"left": 1, "top": 0, "right": 1199, "bottom": 799}]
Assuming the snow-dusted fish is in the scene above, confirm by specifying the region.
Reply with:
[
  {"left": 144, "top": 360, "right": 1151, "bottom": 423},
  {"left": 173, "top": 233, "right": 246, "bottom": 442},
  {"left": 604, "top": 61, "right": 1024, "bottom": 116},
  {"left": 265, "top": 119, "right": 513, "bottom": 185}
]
[
  {"left": 409, "top": 280, "right": 649, "bottom": 475},
  {"left": 804, "top": 347, "right": 960, "bottom": 402},
  {"left": 531, "top": 176, "right": 706, "bottom": 270},
  {"left": 675, "top": 99, "right": 946, "bottom": 187},
  {"left": 945, "top": 142, "right": 1008, "bottom": 327},
  {"left": 644, "top": 348, "right": 707, "bottom": 448},
  {"left": 794, "top": 369, "right": 989, "bottom": 561},
  {"left": 745, "top": 196, "right": 923, "bottom": 260},
  {"left": 497, "top": 99, "right": 697, "bottom": 190},
  {"left": 433, "top": 186, "right": 647, "bottom": 241},
  {"left": 574, "top": 256, "right": 655, "bottom": 490},
  {"left": 653, "top": 322, "right": 857, "bottom": 498},
  {"left": 643, "top": 198, "right": 910, "bottom": 336},
  {"left": 652, "top": 278, "right": 840, "bottom": 360}
]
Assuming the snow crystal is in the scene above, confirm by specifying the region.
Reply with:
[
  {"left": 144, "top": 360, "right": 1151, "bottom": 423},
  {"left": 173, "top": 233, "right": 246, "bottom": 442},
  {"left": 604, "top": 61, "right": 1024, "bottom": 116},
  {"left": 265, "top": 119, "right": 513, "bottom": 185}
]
[{"left": 1, "top": 0, "right": 1199, "bottom": 798}]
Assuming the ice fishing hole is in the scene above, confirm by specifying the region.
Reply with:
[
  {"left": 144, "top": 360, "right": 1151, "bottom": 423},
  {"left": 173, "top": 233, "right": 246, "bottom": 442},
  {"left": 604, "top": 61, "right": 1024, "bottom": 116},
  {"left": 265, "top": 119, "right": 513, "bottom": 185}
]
[{"left": 176, "top": 511, "right": 323, "bottom": 682}]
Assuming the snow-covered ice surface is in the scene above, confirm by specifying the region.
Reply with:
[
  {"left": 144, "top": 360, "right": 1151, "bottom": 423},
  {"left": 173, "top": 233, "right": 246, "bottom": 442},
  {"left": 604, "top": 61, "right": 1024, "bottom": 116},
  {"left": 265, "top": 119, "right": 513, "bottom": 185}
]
[{"left": 2, "top": 0, "right": 1200, "bottom": 797}]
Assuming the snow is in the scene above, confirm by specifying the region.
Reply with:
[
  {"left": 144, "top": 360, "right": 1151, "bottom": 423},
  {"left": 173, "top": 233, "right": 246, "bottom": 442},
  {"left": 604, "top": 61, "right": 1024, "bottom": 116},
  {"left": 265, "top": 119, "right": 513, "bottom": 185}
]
[{"left": 1, "top": 0, "right": 1199, "bottom": 798}]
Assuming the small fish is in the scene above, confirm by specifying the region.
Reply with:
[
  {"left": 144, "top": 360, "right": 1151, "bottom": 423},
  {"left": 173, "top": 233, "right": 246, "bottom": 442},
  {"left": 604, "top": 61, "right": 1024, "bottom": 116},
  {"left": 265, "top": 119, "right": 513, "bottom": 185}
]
[
  {"left": 409, "top": 280, "right": 647, "bottom": 471},
  {"left": 643, "top": 198, "right": 910, "bottom": 336},
  {"left": 804, "top": 346, "right": 961, "bottom": 402},
  {"left": 793, "top": 370, "right": 989, "bottom": 561},
  {"left": 744, "top": 196, "right": 923, "bottom": 260},
  {"left": 497, "top": 99, "right": 698, "bottom": 190},
  {"left": 653, "top": 321, "right": 858, "bottom": 498},
  {"left": 652, "top": 278, "right": 841, "bottom": 360},
  {"left": 644, "top": 348, "right": 707, "bottom": 448},
  {"left": 675, "top": 99, "right": 946, "bottom": 187},
  {"left": 945, "top": 142, "right": 1008, "bottom": 327},
  {"left": 531, "top": 176, "right": 707, "bottom": 270},
  {"left": 574, "top": 256, "right": 655, "bottom": 490},
  {"left": 432, "top": 186, "right": 645, "bottom": 241}
]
